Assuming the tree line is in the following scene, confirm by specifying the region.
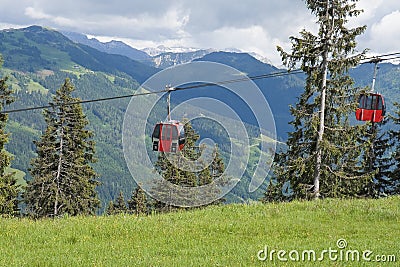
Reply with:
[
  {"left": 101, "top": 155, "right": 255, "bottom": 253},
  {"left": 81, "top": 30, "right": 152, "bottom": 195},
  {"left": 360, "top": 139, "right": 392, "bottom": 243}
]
[
  {"left": 1, "top": 0, "right": 399, "bottom": 218},
  {"left": 0, "top": 75, "right": 100, "bottom": 217},
  {"left": 0, "top": 61, "right": 226, "bottom": 217}
]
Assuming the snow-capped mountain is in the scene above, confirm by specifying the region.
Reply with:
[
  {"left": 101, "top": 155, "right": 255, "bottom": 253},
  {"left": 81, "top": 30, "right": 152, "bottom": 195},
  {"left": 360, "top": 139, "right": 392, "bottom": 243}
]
[
  {"left": 248, "top": 52, "right": 273, "bottom": 65},
  {"left": 60, "top": 31, "right": 274, "bottom": 68},
  {"left": 151, "top": 49, "right": 215, "bottom": 68},
  {"left": 143, "top": 46, "right": 273, "bottom": 68},
  {"left": 142, "top": 45, "right": 204, "bottom": 57}
]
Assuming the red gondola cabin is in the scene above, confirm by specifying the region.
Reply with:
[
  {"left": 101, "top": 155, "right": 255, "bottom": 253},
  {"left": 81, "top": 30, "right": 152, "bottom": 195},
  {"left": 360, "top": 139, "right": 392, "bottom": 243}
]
[
  {"left": 355, "top": 93, "right": 385, "bottom": 123},
  {"left": 152, "top": 121, "right": 185, "bottom": 153}
]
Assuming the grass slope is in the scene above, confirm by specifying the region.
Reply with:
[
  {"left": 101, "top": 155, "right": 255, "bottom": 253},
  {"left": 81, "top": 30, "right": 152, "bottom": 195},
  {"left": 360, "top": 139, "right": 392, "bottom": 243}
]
[{"left": 1, "top": 197, "right": 399, "bottom": 266}]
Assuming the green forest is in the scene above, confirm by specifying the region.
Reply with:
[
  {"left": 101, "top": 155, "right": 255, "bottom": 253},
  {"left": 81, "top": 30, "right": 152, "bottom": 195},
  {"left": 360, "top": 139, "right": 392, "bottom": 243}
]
[
  {"left": 0, "top": 0, "right": 399, "bottom": 218},
  {"left": 0, "top": 0, "right": 399, "bottom": 265}
]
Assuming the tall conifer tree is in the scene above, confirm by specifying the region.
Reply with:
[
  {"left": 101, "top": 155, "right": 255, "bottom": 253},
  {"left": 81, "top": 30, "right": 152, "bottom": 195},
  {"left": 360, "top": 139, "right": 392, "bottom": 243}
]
[
  {"left": 128, "top": 186, "right": 148, "bottom": 215},
  {"left": 153, "top": 120, "right": 225, "bottom": 211},
  {"left": 0, "top": 55, "right": 19, "bottom": 216},
  {"left": 273, "top": 0, "right": 372, "bottom": 199},
  {"left": 24, "top": 78, "right": 100, "bottom": 217},
  {"left": 361, "top": 118, "right": 394, "bottom": 197},
  {"left": 106, "top": 191, "right": 127, "bottom": 215},
  {"left": 389, "top": 103, "right": 400, "bottom": 194},
  {"left": 105, "top": 200, "right": 116, "bottom": 215}
]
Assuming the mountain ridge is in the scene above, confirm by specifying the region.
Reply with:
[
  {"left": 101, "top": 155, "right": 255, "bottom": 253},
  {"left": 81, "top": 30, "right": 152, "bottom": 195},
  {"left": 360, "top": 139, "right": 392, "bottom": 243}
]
[
  {"left": 1, "top": 25, "right": 400, "bottom": 210},
  {"left": 0, "top": 25, "right": 288, "bottom": 208},
  {"left": 61, "top": 31, "right": 153, "bottom": 63},
  {"left": 60, "top": 30, "right": 274, "bottom": 68},
  {"left": 0, "top": 25, "right": 159, "bottom": 83}
]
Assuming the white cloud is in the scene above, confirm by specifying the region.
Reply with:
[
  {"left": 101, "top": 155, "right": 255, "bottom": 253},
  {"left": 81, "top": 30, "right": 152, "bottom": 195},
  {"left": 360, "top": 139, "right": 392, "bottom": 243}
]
[
  {"left": 25, "top": 7, "right": 52, "bottom": 20},
  {"left": 22, "top": 4, "right": 190, "bottom": 41},
  {"left": 355, "top": 0, "right": 384, "bottom": 22},
  {"left": 1, "top": 0, "right": 399, "bottom": 66},
  {"left": 369, "top": 10, "right": 400, "bottom": 51},
  {"left": 192, "top": 25, "right": 285, "bottom": 65}
]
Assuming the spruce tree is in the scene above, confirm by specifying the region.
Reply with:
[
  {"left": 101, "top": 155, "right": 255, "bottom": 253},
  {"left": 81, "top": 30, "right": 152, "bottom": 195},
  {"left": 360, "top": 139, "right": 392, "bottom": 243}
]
[
  {"left": 355, "top": 61, "right": 394, "bottom": 198},
  {"left": 361, "top": 119, "right": 394, "bottom": 197},
  {"left": 24, "top": 78, "right": 100, "bottom": 217},
  {"left": 209, "top": 146, "right": 225, "bottom": 182},
  {"left": 153, "top": 120, "right": 225, "bottom": 210},
  {"left": 128, "top": 186, "right": 148, "bottom": 215},
  {"left": 0, "top": 56, "right": 20, "bottom": 216},
  {"left": 263, "top": 178, "right": 292, "bottom": 203},
  {"left": 274, "top": 0, "right": 371, "bottom": 199},
  {"left": 205, "top": 145, "right": 227, "bottom": 204},
  {"left": 389, "top": 102, "right": 400, "bottom": 194},
  {"left": 113, "top": 191, "right": 127, "bottom": 214},
  {"left": 105, "top": 201, "right": 116, "bottom": 215}
]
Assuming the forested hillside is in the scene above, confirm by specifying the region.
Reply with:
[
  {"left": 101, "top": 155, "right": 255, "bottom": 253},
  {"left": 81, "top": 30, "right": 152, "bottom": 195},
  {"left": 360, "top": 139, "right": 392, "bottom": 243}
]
[
  {"left": 1, "top": 25, "right": 400, "bottom": 211},
  {"left": 0, "top": 26, "right": 155, "bottom": 210},
  {"left": 2, "top": 69, "right": 139, "bottom": 211},
  {"left": 0, "top": 26, "right": 287, "bottom": 209}
]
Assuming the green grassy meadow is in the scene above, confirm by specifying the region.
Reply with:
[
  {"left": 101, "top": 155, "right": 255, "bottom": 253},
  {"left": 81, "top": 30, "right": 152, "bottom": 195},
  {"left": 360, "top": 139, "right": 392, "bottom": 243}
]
[{"left": 0, "top": 197, "right": 399, "bottom": 266}]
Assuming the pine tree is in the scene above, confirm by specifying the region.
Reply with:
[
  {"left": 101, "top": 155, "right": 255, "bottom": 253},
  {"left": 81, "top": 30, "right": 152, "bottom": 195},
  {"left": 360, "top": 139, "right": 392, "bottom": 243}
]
[
  {"left": 263, "top": 180, "right": 282, "bottom": 202},
  {"left": 105, "top": 191, "right": 127, "bottom": 215},
  {"left": 361, "top": 118, "right": 394, "bottom": 197},
  {"left": 153, "top": 120, "right": 225, "bottom": 211},
  {"left": 24, "top": 78, "right": 100, "bottom": 217},
  {"left": 209, "top": 146, "right": 225, "bottom": 182},
  {"left": 389, "top": 102, "right": 400, "bottom": 194},
  {"left": 105, "top": 201, "right": 116, "bottom": 215},
  {"left": 114, "top": 191, "right": 127, "bottom": 213},
  {"left": 127, "top": 186, "right": 148, "bottom": 215},
  {"left": 0, "top": 56, "right": 20, "bottom": 216},
  {"left": 274, "top": 0, "right": 372, "bottom": 199},
  {"left": 205, "top": 145, "right": 227, "bottom": 204},
  {"left": 153, "top": 120, "right": 198, "bottom": 211}
]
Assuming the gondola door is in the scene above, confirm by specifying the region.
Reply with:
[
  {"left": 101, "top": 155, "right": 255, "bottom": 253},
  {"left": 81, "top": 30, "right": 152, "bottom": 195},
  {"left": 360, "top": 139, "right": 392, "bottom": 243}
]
[
  {"left": 355, "top": 58, "right": 385, "bottom": 123},
  {"left": 356, "top": 93, "right": 385, "bottom": 123},
  {"left": 159, "top": 123, "right": 177, "bottom": 152},
  {"left": 151, "top": 86, "right": 186, "bottom": 153},
  {"left": 152, "top": 122, "right": 181, "bottom": 153}
]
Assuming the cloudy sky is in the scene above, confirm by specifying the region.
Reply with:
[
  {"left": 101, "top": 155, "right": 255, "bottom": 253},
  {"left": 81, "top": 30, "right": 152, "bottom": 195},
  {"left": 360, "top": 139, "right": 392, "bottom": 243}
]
[{"left": 0, "top": 0, "right": 399, "bottom": 65}]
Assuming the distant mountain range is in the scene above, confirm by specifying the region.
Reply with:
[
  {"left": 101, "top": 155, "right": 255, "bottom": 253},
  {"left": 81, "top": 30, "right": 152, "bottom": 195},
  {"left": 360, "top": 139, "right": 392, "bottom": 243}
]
[
  {"left": 142, "top": 45, "right": 205, "bottom": 57},
  {"left": 62, "top": 31, "right": 273, "bottom": 68},
  {"left": 61, "top": 31, "right": 152, "bottom": 63},
  {"left": 0, "top": 25, "right": 297, "bottom": 208},
  {"left": 0, "top": 25, "right": 158, "bottom": 83},
  {"left": 1, "top": 25, "right": 399, "bottom": 210}
]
